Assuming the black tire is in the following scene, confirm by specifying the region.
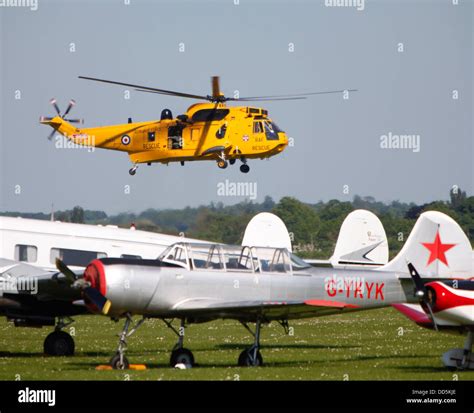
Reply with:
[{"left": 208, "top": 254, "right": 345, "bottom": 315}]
[
  {"left": 110, "top": 353, "right": 130, "bottom": 370},
  {"left": 43, "top": 331, "right": 75, "bottom": 356},
  {"left": 129, "top": 168, "right": 136, "bottom": 176},
  {"left": 229, "top": 159, "right": 236, "bottom": 165},
  {"left": 217, "top": 160, "right": 228, "bottom": 169},
  {"left": 240, "top": 164, "right": 250, "bottom": 173},
  {"left": 170, "top": 348, "right": 195, "bottom": 367},
  {"left": 238, "top": 348, "right": 263, "bottom": 367}
]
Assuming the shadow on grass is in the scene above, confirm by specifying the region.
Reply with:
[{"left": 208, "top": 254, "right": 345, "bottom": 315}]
[{"left": 216, "top": 343, "right": 361, "bottom": 350}]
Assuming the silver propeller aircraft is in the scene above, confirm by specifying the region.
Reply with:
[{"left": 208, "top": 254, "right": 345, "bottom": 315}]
[{"left": 53, "top": 210, "right": 471, "bottom": 369}]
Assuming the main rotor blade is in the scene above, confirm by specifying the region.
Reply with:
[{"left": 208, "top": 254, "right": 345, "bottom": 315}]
[
  {"left": 79, "top": 76, "right": 210, "bottom": 100},
  {"left": 230, "top": 96, "right": 307, "bottom": 102},
  {"left": 233, "top": 89, "right": 358, "bottom": 101},
  {"left": 55, "top": 258, "right": 77, "bottom": 283},
  {"left": 133, "top": 88, "right": 207, "bottom": 100}
]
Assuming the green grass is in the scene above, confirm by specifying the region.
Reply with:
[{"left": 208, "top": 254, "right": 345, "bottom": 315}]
[{"left": 0, "top": 308, "right": 472, "bottom": 380}]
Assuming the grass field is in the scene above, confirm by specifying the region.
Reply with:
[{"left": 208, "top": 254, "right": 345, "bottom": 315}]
[{"left": 0, "top": 308, "right": 473, "bottom": 381}]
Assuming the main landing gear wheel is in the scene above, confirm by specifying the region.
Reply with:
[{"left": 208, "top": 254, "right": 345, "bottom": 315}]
[
  {"left": 170, "top": 348, "right": 195, "bottom": 367},
  {"left": 238, "top": 348, "right": 263, "bottom": 367},
  {"left": 110, "top": 353, "right": 130, "bottom": 370},
  {"left": 229, "top": 159, "right": 236, "bottom": 165},
  {"left": 217, "top": 160, "right": 228, "bottom": 169},
  {"left": 43, "top": 331, "right": 75, "bottom": 356},
  {"left": 240, "top": 164, "right": 250, "bottom": 173}
]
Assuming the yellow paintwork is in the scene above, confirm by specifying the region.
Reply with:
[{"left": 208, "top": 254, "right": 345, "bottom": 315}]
[{"left": 41, "top": 102, "right": 288, "bottom": 167}]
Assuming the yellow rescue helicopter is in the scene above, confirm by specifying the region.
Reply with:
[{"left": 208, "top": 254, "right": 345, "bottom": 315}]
[{"left": 41, "top": 76, "right": 355, "bottom": 175}]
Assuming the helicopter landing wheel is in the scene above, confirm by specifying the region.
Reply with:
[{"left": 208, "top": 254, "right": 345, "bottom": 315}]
[
  {"left": 217, "top": 160, "right": 228, "bottom": 169},
  {"left": 240, "top": 164, "right": 250, "bottom": 174},
  {"left": 129, "top": 165, "right": 138, "bottom": 176},
  {"left": 229, "top": 159, "right": 236, "bottom": 166}
]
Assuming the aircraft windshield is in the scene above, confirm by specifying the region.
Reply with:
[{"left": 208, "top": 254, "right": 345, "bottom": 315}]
[{"left": 158, "top": 243, "right": 310, "bottom": 273}]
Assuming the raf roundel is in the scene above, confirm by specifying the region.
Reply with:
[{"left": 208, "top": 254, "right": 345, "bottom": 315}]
[{"left": 121, "top": 135, "right": 131, "bottom": 146}]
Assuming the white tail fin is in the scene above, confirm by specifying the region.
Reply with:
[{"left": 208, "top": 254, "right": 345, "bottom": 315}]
[
  {"left": 242, "top": 212, "right": 292, "bottom": 252},
  {"left": 380, "top": 211, "right": 472, "bottom": 279},
  {"left": 331, "top": 209, "right": 389, "bottom": 268}
]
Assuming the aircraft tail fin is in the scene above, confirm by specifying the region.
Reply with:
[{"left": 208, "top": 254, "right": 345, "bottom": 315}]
[
  {"left": 242, "top": 212, "right": 292, "bottom": 251},
  {"left": 330, "top": 209, "right": 389, "bottom": 268},
  {"left": 379, "top": 211, "right": 472, "bottom": 279}
]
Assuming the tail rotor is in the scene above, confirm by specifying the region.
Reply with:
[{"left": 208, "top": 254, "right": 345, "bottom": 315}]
[{"left": 40, "top": 98, "right": 83, "bottom": 140}]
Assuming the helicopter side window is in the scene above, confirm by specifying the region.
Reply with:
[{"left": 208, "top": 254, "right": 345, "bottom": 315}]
[
  {"left": 148, "top": 131, "right": 155, "bottom": 142},
  {"left": 216, "top": 124, "right": 227, "bottom": 139},
  {"left": 253, "top": 121, "right": 263, "bottom": 134},
  {"left": 168, "top": 125, "right": 183, "bottom": 149}
]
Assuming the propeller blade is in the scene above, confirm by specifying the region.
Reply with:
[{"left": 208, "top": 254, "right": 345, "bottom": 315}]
[
  {"left": 233, "top": 89, "right": 358, "bottom": 101},
  {"left": 79, "top": 76, "right": 210, "bottom": 101},
  {"left": 50, "top": 98, "right": 61, "bottom": 116},
  {"left": 407, "top": 263, "right": 439, "bottom": 331},
  {"left": 83, "top": 287, "right": 112, "bottom": 315},
  {"left": 55, "top": 258, "right": 77, "bottom": 284},
  {"left": 211, "top": 76, "right": 221, "bottom": 99},
  {"left": 62, "top": 99, "right": 76, "bottom": 117},
  {"left": 47, "top": 129, "right": 57, "bottom": 141},
  {"left": 408, "top": 263, "right": 425, "bottom": 296},
  {"left": 424, "top": 301, "right": 439, "bottom": 331}
]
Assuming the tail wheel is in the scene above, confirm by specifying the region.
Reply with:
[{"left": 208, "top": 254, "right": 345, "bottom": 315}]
[{"left": 217, "top": 160, "right": 228, "bottom": 169}]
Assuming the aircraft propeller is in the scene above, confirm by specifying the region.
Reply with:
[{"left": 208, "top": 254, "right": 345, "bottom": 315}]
[
  {"left": 407, "top": 262, "right": 438, "bottom": 331},
  {"left": 55, "top": 258, "right": 111, "bottom": 315},
  {"left": 41, "top": 99, "right": 83, "bottom": 140}
]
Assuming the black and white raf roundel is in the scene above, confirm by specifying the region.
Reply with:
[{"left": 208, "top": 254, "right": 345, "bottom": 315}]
[{"left": 121, "top": 135, "right": 131, "bottom": 145}]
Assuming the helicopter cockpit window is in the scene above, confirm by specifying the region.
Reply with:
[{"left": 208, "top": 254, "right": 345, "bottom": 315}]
[
  {"left": 168, "top": 125, "right": 183, "bottom": 149},
  {"left": 192, "top": 109, "right": 229, "bottom": 122},
  {"left": 253, "top": 121, "right": 263, "bottom": 134},
  {"left": 264, "top": 121, "right": 279, "bottom": 140}
]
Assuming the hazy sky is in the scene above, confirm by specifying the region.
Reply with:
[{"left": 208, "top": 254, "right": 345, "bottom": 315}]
[{"left": 0, "top": 0, "right": 472, "bottom": 214}]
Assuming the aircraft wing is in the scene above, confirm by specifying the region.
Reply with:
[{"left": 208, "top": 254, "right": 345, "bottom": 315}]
[
  {"left": 0, "top": 259, "right": 83, "bottom": 306},
  {"left": 170, "top": 298, "right": 359, "bottom": 322}
]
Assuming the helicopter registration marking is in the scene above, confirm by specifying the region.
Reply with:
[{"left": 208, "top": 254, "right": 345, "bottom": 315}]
[{"left": 252, "top": 145, "right": 270, "bottom": 151}]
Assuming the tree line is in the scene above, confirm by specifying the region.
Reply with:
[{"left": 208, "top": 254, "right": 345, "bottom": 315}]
[{"left": 1, "top": 188, "right": 472, "bottom": 259}]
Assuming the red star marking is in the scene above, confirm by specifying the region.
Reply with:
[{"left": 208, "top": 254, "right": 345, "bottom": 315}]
[{"left": 421, "top": 231, "right": 456, "bottom": 267}]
